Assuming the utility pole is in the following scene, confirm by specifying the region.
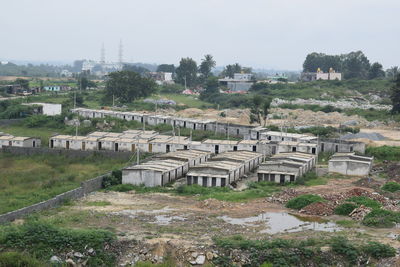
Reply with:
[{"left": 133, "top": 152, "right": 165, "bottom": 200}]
[
  {"left": 189, "top": 129, "right": 192, "bottom": 150},
  {"left": 184, "top": 75, "right": 187, "bottom": 90},
  {"left": 74, "top": 91, "right": 76, "bottom": 109},
  {"left": 136, "top": 135, "right": 140, "bottom": 165},
  {"left": 112, "top": 95, "right": 115, "bottom": 107}
]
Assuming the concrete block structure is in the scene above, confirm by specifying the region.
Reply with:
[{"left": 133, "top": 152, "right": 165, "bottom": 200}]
[
  {"left": 186, "top": 151, "right": 263, "bottom": 187},
  {"left": 0, "top": 135, "right": 41, "bottom": 148},
  {"left": 122, "top": 150, "right": 211, "bottom": 187},
  {"left": 154, "top": 150, "right": 212, "bottom": 168},
  {"left": 320, "top": 139, "right": 366, "bottom": 154},
  {"left": 257, "top": 152, "right": 316, "bottom": 184},
  {"left": 328, "top": 153, "right": 373, "bottom": 176},
  {"left": 122, "top": 159, "right": 187, "bottom": 187}
]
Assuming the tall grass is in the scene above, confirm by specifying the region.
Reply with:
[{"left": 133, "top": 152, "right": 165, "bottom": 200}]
[{"left": 0, "top": 153, "right": 127, "bottom": 214}]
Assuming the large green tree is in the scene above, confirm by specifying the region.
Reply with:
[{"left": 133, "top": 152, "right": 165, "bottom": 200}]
[
  {"left": 390, "top": 74, "right": 400, "bottom": 114},
  {"left": 387, "top": 66, "right": 399, "bottom": 80},
  {"left": 199, "top": 54, "right": 216, "bottom": 81},
  {"left": 105, "top": 71, "right": 157, "bottom": 103},
  {"left": 221, "top": 63, "right": 242, "bottom": 78},
  {"left": 342, "top": 51, "right": 370, "bottom": 79},
  {"left": 14, "top": 78, "right": 29, "bottom": 89},
  {"left": 303, "top": 53, "right": 342, "bottom": 73},
  {"left": 368, "top": 62, "right": 385, "bottom": 79},
  {"left": 157, "top": 64, "right": 175, "bottom": 73},
  {"left": 175, "top": 58, "right": 198, "bottom": 87}
]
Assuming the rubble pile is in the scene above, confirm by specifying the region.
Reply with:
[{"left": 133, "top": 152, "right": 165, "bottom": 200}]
[
  {"left": 349, "top": 205, "right": 372, "bottom": 221},
  {"left": 387, "top": 163, "right": 400, "bottom": 180},
  {"left": 197, "top": 198, "right": 233, "bottom": 210},
  {"left": 266, "top": 189, "right": 299, "bottom": 204},
  {"left": 300, "top": 202, "right": 335, "bottom": 216},
  {"left": 116, "top": 239, "right": 249, "bottom": 266}
]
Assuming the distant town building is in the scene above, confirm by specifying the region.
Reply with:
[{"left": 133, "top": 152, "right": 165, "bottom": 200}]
[
  {"left": 146, "top": 72, "right": 174, "bottom": 85},
  {"left": 301, "top": 68, "right": 342, "bottom": 81},
  {"left": 81, "top": 60, "right": 123, "bottom": 76},
  {"left": 218, "top": 73, "right": 254, "bottom": 92},
  {"left": 43, "top": 85, "right": 70, "bottom": 92},
  {"left": 60, "top": 69, "right": 73, "bottom": 77}
]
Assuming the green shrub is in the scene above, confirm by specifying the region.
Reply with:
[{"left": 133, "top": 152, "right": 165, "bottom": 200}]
[
  {"left": 330, "top": 236, "right": 359, "bottom": 264},
  {"left": 362, "top": 242, "right": 396, "bottom": 259},
  {"left": 0, "top": 252, "right": 42, "bottom": 267},
  {"left": 295, "top": 172, "right": 318, "bottom": 185},
  {"left": 0, "top": 221, "right": 116, "bottom": 265},
  {"left": 362, "top": 209, "right": 400, "bottom": 228},
  {"left": 334, "top": 203, "right": 359, "bottom": 216},
  {"left": 346, "top": 196, "right": 381, "bottom": 209},
  {"left": 102, "top": 169, "right": 123, "bottom": 188},
  {"left": 382, "top": 181, "right": 400, "bottom": 193},
  {"left": 365, "top": 146, "right": 400, "bottom": 161},
  {"left": 285, "top": 194, "right": 325, "bottom": 210}
]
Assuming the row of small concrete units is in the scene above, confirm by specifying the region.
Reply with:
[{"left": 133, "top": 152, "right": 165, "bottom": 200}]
[
  {"left": 0, "top": 133, "right": 41, "bottom": 148},
  {"left": 257, "top": 152, "right": 317, "bottom": 183},
  {"left": 328, "top": 153, "right": 374, "bottom": 176},
  {"left": 49, "top": 130, "right": 319, "bottom": 155},
  {"left": 122, "top": 150, "right": 263, "bottom": 187},
  {"left": 71, "top": 108, "right": 366, "bottom": 154}
]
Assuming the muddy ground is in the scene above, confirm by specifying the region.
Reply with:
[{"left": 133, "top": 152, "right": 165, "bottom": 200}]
[{"left": 37, "top": 172, "right": 400, "bottom": 265}]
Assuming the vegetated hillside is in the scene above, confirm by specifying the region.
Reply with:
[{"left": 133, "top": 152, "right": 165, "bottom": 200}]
[{"left": 0, "top": 153, "right": 128, "bottom": 214}]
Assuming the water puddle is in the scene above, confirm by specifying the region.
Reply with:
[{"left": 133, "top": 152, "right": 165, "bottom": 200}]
[
  {"left": 219, "top": 212, "right": 342, "bottom": 234},
  {"left": 152, "top": 215, "right": 186, "bottom": 225},
  {"left": 113, "top": 207, "right": 175, "bottom": 218}
]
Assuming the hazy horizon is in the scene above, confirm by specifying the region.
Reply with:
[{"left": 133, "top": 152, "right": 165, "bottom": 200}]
[{"left": 1, "top": 0, "right": 399, "bottom": 70}]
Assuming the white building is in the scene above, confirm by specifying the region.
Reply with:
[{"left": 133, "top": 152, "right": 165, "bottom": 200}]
[
  {"left": 22, "top": 103, "right": 62, "bottom": 116},
  {"left": 328, "top": 153, "right": 373, "bottom": 176},
  {"left": 0, "top": 135, "right": 41, "bottom": 148}
]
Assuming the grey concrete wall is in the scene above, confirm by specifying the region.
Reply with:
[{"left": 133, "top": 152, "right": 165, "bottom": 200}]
[
  {"left": 0, "top": 119, "right": 23, "bottom": 126},
  {"left": 1, "top": 146, "right": 133, "bottom": 160}
]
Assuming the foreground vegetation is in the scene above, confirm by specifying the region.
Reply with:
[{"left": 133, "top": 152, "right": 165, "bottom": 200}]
[
  {"left": 213, "top": 235, "right": 395, "bottom": 266},
  {"left": 0, "top": 153, "right": 127, "bottom": 214},
  {"left": 0, "top": 220, "right": 116, "bottom": 266}
]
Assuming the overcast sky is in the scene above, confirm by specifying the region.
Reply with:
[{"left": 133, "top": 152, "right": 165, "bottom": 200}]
[{"left": 1, "top": 0, "right": 399, "bottom": 70}]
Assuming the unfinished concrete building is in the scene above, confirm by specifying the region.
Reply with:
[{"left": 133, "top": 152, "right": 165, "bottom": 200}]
[
  {"left": 320, "top": 139, "right": 366, "bottom": 154},
  {"left": 155, "top": 150, "right": 211, "bottom": 167},
  {"left": 257, "top": 152, "right": 317, "bottom": 184},
  {"left": 122, "top": 150, "right": 211, "bottom": 187},
  {"left": 122, "top": 159, "right": 186, "bottom": 187},
  {"left": 328, "top": 153, "right": 373, "bottom": 176},
  {"left": 0, "top": 135, "right": 41, "bottom": 148},
  {"left": 186, "top": 151, "right": 263, "bottom": 187}
]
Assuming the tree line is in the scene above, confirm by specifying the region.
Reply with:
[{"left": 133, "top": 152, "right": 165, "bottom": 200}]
[{"left": 303, "top": 51, "right": 398, "bottom": 80}]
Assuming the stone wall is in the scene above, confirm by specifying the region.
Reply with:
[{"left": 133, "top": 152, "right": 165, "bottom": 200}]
[{"left": 0, "top": 119, "right": 23, "bottom": 126}]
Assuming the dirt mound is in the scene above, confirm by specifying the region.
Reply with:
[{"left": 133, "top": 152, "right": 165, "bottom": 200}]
[
  {"left": 300, "top": 202, "right": 335, "bottom": 216},
  {"left": 176, "top": 108, "right": 204, "bottom": 118},
  {"left": 353, "top": 178, "right": 383, "bottom": 190},
  {"left": 269, "top": 108, "right": 369, "bottom": 127}
]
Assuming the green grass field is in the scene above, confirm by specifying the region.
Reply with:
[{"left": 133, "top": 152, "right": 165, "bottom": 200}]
[
  {"left": 155, "top": 93, "right": 213, "bottom": 109},
  {"left": 0, "top": 153, "right": 128, "bottom": 214}
]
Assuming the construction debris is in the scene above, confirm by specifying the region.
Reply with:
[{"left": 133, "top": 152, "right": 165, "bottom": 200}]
[
  {"left": 300, "top": 202, "right": 335, "bottom": 216},
  {"left": 349, "top": 205, "right": 372, "bottom": 221}
]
